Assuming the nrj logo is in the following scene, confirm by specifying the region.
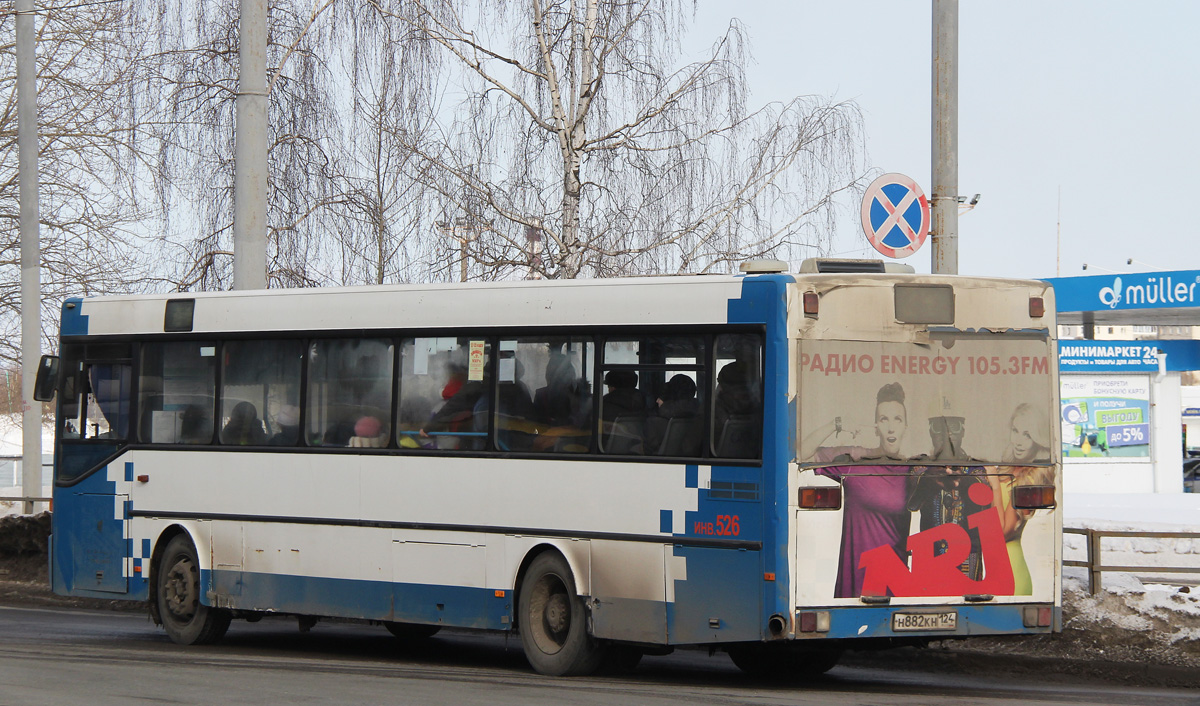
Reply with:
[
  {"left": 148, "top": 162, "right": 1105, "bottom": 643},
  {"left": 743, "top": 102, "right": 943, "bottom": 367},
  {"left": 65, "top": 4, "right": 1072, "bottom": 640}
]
[{"left": 1098, "top": 277, "right": 1122, "bottom": 308}]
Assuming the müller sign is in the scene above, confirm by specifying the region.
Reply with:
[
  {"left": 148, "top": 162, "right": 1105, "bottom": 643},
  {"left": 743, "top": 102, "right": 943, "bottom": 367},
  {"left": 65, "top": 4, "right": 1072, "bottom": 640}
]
[
  {"left": 1046, "top": 270, "right": 1200, "bottom": 313},
  {"left": 1098, "top": 275, "right": 1199, "bottom": 309}
]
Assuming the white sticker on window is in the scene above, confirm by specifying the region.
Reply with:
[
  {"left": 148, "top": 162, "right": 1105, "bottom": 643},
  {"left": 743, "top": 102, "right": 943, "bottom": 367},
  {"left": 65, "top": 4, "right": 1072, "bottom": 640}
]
[
  {"left": 499, "top": 358, "right": 515, "bottom": 382},
  {"left": 200, "top": 346, "right": 215, "bottom": 357}
]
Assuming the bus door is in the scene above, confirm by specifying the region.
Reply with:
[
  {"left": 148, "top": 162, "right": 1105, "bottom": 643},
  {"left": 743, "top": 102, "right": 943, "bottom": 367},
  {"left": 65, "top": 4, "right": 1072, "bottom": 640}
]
[{"left": 52, "top": 343, "right": 133, "bottom": 594}]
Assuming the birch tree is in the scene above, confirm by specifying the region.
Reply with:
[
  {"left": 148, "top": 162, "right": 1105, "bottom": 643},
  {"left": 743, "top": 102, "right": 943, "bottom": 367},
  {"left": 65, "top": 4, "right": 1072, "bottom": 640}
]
[
  {"left": 0, "top": 0, "right": 152, "bottom": 363},
  {"left": 376, "top": 0, "right": 867, "bottom": 279},
  {"left": 140, "top": 0, "right": 345, "bottom": 290}
]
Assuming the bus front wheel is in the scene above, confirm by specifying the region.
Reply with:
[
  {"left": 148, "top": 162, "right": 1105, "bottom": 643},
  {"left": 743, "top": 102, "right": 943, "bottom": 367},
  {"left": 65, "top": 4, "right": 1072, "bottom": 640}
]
[
  {"left": 156, "top": 534, "right": 231, "bottom": 645},
  {"left": 518, "top": 552, "right": 604, "bottom": 676}
]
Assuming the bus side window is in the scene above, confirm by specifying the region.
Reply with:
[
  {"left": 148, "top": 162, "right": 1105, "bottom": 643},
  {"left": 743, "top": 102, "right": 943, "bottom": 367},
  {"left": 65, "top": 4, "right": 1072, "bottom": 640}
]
[
  {"left": 220, "top": 340, "right": 302, "bottom": 446},
  {"left": 712, "top": 334, "right": 763, "bottom": 459},
  {"left": 502, "top": 337, "right": 594, "bottom": 454},
  {"left": 83, "top": 363, "right": 131, "bottom": 440},
  {"left": 397, "top": 337, "right": 491, "bottom": 451},
  {"left": 307, "top": 338, "right": 394, "bottom": 448},
  {"left": 138, "top": 342, "right": 217, "bottom": 444},
  {"left": 602, "top": 336, "right": 704, "bottom": 457}
]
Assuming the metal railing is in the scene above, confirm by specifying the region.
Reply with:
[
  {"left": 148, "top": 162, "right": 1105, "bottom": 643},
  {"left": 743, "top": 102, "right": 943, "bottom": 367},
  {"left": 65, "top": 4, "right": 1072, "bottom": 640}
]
[{"left": 1064, "top": 527, "right": 1200, "bottom": 594}]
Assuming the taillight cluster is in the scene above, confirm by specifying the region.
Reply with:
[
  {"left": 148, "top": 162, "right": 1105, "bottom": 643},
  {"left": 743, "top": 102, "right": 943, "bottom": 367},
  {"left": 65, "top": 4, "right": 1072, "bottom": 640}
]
[
  {"left": 799, "top": 486, "right": 841, "bottom": 509},
  {"left": 796, "top": 610, "right": 831, "bottom": 633},
  {"left": 1023, "top": 606, "right": 1054, "bottom": 628},
  {"left": 1012, "top": 485, "right": 1056, "bottom": 510}
]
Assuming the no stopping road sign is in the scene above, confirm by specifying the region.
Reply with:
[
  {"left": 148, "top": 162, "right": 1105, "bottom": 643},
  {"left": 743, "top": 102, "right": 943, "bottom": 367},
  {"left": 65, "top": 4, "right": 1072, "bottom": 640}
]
[{"left": 860, "top": 173, "right": 930, "bottom": 259}]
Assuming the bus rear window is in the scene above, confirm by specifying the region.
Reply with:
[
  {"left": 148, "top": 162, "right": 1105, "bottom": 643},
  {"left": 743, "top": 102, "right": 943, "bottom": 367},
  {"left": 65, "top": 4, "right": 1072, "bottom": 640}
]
[{"left": 894, "top": 284, "right": 954, "bottom": 324}]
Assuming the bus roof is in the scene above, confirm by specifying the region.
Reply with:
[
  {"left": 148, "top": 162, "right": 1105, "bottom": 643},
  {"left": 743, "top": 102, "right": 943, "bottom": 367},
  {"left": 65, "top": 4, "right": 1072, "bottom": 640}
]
[{"left": 61, "top": 271, "right": 1052, "bottom": 338}]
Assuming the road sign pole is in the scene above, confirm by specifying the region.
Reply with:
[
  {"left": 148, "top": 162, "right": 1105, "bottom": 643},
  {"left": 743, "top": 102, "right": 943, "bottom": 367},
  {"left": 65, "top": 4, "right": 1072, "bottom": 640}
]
[{"left": 932, "top": 0, "right": 959, "bottom": 275}]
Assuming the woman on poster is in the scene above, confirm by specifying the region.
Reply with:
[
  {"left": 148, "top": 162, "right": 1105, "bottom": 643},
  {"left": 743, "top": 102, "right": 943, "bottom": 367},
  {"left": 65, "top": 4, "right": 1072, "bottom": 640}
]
[
  {"left": 988, "top": 403, "right": 1054, "bottom": 595},
  {"left": 801, "top": 382, "right": 913, "bottom": 599}
]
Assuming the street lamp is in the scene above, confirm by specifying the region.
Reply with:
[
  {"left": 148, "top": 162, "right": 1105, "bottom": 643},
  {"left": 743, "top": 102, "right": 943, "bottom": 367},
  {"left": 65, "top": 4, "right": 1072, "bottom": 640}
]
[{"left": 436, "top": 216, "right": 493, "bottom": 282}]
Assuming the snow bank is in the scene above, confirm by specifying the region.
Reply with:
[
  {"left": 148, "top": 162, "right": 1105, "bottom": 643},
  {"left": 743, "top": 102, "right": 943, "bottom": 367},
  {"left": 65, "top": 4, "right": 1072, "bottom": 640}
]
[{"left": 1065, "top": 567, "right": 1200, "bottom": 646}]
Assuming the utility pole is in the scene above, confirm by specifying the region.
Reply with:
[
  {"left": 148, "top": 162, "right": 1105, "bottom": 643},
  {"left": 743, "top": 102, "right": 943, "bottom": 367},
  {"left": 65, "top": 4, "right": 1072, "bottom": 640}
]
[
  {"left": 931, "top": 0, "right": 959, "bottom": 274},
  {"left": 233, "top": 0, "right": 268, "bottom": 290},
  {"left": 17, "top": 0, "right": 42, "bottom": 514}
]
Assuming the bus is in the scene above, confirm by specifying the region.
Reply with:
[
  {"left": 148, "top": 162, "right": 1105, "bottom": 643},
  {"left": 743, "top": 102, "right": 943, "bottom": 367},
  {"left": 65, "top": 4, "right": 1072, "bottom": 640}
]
[{"left": 34, "top": 258, "right": 1061, "bottom": 676}]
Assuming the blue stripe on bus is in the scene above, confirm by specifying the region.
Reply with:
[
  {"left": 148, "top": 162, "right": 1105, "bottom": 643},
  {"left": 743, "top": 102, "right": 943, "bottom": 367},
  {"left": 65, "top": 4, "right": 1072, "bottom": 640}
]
[
  {"left": 663, "top": 274, "right": 794, "bottom": 643},
  {"left": 734, "top": 274, "right": 793, "bottom": 639},
  {"left": 205, "top": 569, "right": 512, "bottom": 630},
  {"left": 61, "top": 298, "right": 88, "bottom": 336},
  {"left": 51, "top": 466, "right": 140, "bottom": 598}
]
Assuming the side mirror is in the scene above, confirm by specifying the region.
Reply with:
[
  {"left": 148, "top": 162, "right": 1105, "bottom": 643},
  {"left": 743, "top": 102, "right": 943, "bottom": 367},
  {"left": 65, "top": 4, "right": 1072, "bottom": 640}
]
[{"left": 33, "top": 355, "right": 60, "bottom": 402}]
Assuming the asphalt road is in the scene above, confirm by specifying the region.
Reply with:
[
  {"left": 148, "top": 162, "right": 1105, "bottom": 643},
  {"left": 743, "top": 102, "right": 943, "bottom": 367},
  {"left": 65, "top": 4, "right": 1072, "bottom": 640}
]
[{"left": 0, "top": 605, "right": 1196, "bottom": 706}]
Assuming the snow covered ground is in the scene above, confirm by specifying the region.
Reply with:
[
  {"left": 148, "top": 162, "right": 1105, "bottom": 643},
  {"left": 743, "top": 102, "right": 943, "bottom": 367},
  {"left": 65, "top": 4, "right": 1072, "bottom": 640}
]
[{"left": 1061, "top": 493, "right": 1200, "bottom": 649}]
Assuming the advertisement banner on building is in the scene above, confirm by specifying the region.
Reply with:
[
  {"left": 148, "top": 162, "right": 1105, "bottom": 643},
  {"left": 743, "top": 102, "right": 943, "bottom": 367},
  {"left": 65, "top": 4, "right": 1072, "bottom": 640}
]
[{"left": 1060, "top": 375, "right": 1151, "bottom": 458}]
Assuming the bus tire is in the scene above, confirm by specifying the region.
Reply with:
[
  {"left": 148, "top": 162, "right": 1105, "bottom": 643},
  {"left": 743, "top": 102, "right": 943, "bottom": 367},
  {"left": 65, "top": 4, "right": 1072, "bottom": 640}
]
[
  {"left": 383, "top": 622, "right": 441, "bottom": 640},
  {"left": 518, "top": 551, "right": 604, "bottom": 676},
  {"left": 728, "top": 643, "right": 842, "bottom": 679},
  {"left": 156, "top": 534, "right": 231, "bottom": 645},
  {"left": 599, "top": 645, "right": 643, "bottom": 674}
]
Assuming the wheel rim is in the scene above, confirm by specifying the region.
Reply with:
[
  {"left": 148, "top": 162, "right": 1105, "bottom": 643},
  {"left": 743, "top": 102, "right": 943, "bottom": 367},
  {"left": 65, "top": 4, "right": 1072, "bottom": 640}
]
[
  {"left": 528, "top": 572, "right": 570, "bottom": 655},
  {"left": 162, "top": 555, "right": 199, "bottom": 624}
]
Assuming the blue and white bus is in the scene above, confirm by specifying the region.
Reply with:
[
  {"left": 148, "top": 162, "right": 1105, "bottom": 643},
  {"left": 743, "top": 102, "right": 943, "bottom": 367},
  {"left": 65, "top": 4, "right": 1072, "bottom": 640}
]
[{"left": 36, "top": 259, "right": 1062, "bottom": 676}]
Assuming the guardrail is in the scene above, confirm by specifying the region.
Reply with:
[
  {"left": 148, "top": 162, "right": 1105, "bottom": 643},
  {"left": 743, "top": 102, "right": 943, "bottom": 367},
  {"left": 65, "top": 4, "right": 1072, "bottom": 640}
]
[{"left": 1064, "top": 527, "right": 1200, "bottom": 594}]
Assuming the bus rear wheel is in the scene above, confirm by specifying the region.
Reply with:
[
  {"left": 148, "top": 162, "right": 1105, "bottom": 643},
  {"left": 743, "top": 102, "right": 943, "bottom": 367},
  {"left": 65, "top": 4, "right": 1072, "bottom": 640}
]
[
  {"left": 518, "top": 552, "right": 604, "bottom": 676},
  {"left": 156, "top": 534, "right": 231, "bottom": 645}
]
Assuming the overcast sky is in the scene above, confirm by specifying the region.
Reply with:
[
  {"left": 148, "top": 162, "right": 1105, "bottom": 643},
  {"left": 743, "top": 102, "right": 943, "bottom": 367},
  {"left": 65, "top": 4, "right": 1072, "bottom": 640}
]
[{"left": 688, "top": 1, "right": 1199, "bottom": 279}]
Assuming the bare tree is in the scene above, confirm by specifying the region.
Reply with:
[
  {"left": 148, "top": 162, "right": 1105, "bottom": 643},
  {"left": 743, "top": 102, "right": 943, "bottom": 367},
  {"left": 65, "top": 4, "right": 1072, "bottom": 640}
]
[
  {"left": 374, "top": 0, "right": 868, "bottom": 279},
  {"left": 0, "top": 0, "right": 153, "bottom": 362},
  {"left": 139, "top": 0, "right": 344, "bottom": 290},
  {"left": 324, "top": 5, "right": 442, "bottom": 285},
  {"left": 135, "top": 0, "right": 867, "bottom": 288}
]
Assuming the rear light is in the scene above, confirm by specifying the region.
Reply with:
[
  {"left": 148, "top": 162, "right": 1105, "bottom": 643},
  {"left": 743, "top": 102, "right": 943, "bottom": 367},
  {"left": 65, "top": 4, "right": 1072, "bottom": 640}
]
[
  {"left": 797, "top": 611, "right": 831, "bottom": 633},
  {"left": 1029, "top": 296, "right": 1045, "bottom": 317},
  {"left": 803, "top": 291, "right": 820, "bottom": 317},
  {"left": 799, "top": 486, "right": 841, "bottom": 509},
  {"left": 1012, "top": 485, "right": 1056, "bottom": 510},
  {"left": 1023, "top": 606, "right": 1053, "bottom": 628}
]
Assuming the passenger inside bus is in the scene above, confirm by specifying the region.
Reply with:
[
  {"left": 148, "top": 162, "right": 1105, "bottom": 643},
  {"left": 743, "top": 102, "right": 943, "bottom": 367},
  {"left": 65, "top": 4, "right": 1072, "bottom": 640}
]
[
  {"left": 348, "top": 415, "right": 387, "bottom": 448},
  {"left": 646, "top": 374, "right": 702, "bottom": 456},
  {"left": 179, "top": 404, "right": 213, "bottom": 444},
  {"left": 529, "top": 354, "right": 591, "bottom": 453},
  {"left": 713, "top": 361, "right": 761, "bottom": 457},
  {"left": 421, "top": 362, "right": 488, "bottom": 449},
  {"left": 533, "top": 353, "right": 578, "bottom": 427},
  {"left": 222, "top": 401, "right": 267, "bottom": 445},
  {"left": 494, "top": 359, "right": 537, "bottom": 451},
  {"left": 602, "top": 370, "right": 649, "bottom": 453}
]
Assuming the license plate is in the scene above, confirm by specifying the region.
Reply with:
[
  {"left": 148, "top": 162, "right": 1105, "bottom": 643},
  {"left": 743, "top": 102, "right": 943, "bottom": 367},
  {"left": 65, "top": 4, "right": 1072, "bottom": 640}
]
[{"left": 892, "top": 611, "right": 958, "bottom": 632}]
